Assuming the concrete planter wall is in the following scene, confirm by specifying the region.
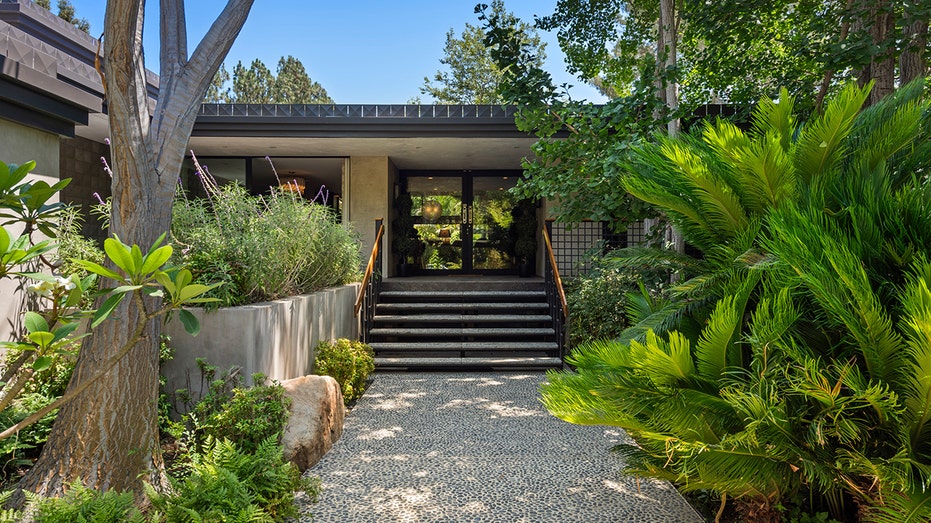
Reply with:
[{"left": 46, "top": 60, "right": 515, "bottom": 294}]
[{"left": 162, "top": 283, "right": 360, "bottom": 400}]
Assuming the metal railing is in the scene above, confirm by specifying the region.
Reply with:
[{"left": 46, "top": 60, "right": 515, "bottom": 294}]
[
  {"left": 354, "top": 219, "right": 384, "bottom": 343},
  {"left": 543, "top": 222, "right": 569, "bottom": 360}
]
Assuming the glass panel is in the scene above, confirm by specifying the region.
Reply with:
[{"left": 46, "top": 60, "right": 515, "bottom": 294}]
[
  {"left": 407, "top": 176, "right": 463, "bottom": 270},
  {"left": 472, "top": 176, "right": 519, "bottom": 270}
]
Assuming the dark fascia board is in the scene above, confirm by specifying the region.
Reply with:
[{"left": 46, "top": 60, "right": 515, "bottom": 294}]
[
  {"left": 0, "top": 98, "right": 74, "bottom": 136},
  {"left": 192, "top": 104, "right": 538, "bottom": 139},
  {"left": 0, "top": 55, "right": 99, "bottom": 114},
  {"left": 0, "top": 1, "right": 158, "bottom": 103},
  {"left": 192, "top": 118, "right": 532, "bottom": 139}
]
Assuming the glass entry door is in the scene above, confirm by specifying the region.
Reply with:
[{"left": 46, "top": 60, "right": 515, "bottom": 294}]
[{"left": 406, "top": 172, "right": 521, "bottom": 274}]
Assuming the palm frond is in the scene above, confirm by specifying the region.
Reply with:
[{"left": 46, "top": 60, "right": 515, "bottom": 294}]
[{"left": 793, "top": 82, "right": 870, "bottom": 186}]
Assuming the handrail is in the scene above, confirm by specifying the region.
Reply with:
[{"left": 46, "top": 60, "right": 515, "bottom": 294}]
[
  {"left": 354, "top": 221, "right": 385, "bottom": 316},
  {"left": 542, "top": 226, "right": 568, "bottom": 319}
]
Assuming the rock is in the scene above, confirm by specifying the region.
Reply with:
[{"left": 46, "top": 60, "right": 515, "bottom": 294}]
[{"left": 280, "top": 375, "right": 345, "bottom": 471}]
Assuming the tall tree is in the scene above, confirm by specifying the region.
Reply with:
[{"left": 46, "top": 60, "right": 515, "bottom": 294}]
[
  {"left": 231, "top": 58, "right": 274, "bottom": 103},
  {"left": 271, "top": 55, "right": 333, "bottom": 103},
  {"left": 422, "top": 0, "right": 545, "bottom": 104},
  {"left": 16, "top": 0, "right": 254, "bottom": 499}
]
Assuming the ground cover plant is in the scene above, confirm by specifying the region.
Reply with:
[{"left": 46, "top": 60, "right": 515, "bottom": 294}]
[
  {"left": 171, "top": 158, "right": 361, "bottom": 308},
  {"left": 314, "top": 339, "right": 375, "bottom": 405},
  {"left": 542, "top": 81, "right": 931, "bottom": 522}
]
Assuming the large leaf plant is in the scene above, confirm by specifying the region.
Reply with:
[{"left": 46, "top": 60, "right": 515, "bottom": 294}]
[{"left": 543, "top": 79, "right": 931, "bottom": 521}]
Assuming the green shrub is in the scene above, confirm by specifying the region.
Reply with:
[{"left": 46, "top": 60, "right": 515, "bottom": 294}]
[
  {"left": 565, "top": 254, "right": 667, "bottom": 346},
  {"left": 148, "top": 436, "right": 318, "bottom": 522},
  {"left": 180, "top": 367, "right": 290, "bottom": 455},
  {"left": 172, "top": 182, "right": 361, "bottom": 308},
  {"left": 314, "top": 339, "right": 374, "bottom": 404},
  {"left": 0, "top": 393, "right": 57, "bottom": 485},
  {"left": 30, "top": 482, "right": 144, "bottom": 523}
]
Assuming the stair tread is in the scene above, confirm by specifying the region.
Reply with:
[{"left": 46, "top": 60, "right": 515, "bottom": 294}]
[
  {"left": 376, "top": 302, "right": 548, "bottom": 310},
  {"left": 375, "top": 356, "right": 563, "bottom": 369},
  {"left": 370, "top": 341, "right": 559, "bottom": 350},
  {"left": 380, "top": 290, "right": 546, "bottom": 298},
  {"left": 369, "top": 327, "right": 555, "bottom": 336},
  {"left": 374, "top": 314, "right": 553, "bottom": 323}
]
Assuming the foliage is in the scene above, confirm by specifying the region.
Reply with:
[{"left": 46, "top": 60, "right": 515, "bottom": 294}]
[
  {"left": 0, "top": 158, "right": 221, "bottom": 459},
  {"left": 565, "top": 254, "right": 666, "bottom": 347},
  {"left": 190, "top": 373, "right": 291, "bottom": 455},
  {"left": 30, "top": 482, "right": 144, "bottom": 523},
  {"left": 171, "top": 165, "right": 361, "bottom": 307},
  {"left": 479, "top": 5, "right": 663, "bottom": 231},
  {"left": 542, "top": 81, "right": 931, "bottom": 521},
  {"left": 421, "top": 0, "right": 545, "bottom": 104},
  {"left": 0, "top": 393, "right": 57, "bottom": 485},
  {"left": 314, "top": 339, "right": 375, "bottom": 405},
  {"left": 391, "top": 192, "right": 419, "bottom": 264},
  {"left": 147, "top": 436, "right": 317, "bottom": 523},
  {"left": 510, "top": 199, "right": 537, "bottom": 263},
  {"left": 209, "top": 56, "right": 334, "bottom": 104}
]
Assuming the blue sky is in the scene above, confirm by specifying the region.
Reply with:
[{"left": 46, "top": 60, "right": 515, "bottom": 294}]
[{"left": 64, "top": 1, "right": 608, "bottom": 104}]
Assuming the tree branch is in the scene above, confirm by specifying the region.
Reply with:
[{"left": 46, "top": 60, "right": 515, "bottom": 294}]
[
  {"left": 186, "top": 0, "right": 255, "bottom": 96},
  {"left": 0, "top": 294, "right": 173, "bottom": 442},
  {"left": 160, "top": 0, "right": 188, "bottom": 78}
]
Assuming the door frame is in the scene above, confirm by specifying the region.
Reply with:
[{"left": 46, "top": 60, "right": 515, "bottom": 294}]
[{"left": 400, "top": 170, "right": 524, "bottom": 275}]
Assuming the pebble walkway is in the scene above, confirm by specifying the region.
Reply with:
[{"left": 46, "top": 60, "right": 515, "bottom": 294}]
[{"left": 299, "top": 372, "right": 703, "bottom": 523}]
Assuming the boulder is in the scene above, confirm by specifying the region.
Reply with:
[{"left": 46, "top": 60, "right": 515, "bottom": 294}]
[{"left": 280, "top": 375, "right": 345, "bottom": 471}]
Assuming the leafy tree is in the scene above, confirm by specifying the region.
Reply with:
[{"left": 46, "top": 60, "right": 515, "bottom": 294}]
[
  {"left": 231, "top": 58, "right": 274, "bottom": 104},
  {"left": 422, "top": 0, "right": 545, "bottom": 104},
  {"left": 220, "top": 56, "right": 333, "bottom": 104},
  {"left": 13, "top": 0, "right": 254, "bottom": 502},
  {"left": 271, "top": 55, "right": 333, "bottom": 104},
  {"left": 204, "top": 63, "right": 232, "bottom": 103}
]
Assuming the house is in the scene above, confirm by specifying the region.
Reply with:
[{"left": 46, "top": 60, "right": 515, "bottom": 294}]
[{"left": 0, "top": 0, "right": 636, "bottom": 350}]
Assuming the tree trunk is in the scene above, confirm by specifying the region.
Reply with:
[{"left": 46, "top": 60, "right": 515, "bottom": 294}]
[
  {"left": 900, "top": 18, "right": 929, "bottom": 85},
  {"left": 868, "top": 0, "right": 896, "bottom": 105},
  {"left": 16, "top": 0, "right": 253, "bottom": 501}
]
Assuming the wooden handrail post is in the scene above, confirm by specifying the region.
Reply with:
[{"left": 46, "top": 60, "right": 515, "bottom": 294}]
[
  {"left": 542, "top": 226, "right": 568, "bottom": 319},
  {"left": 355, "top": 221, "right": 385, "bottom": 316}
]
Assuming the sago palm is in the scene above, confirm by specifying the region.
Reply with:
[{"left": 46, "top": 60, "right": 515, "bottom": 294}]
[{"left": 545, "top": 79, "right": 931, "bottom": 520}]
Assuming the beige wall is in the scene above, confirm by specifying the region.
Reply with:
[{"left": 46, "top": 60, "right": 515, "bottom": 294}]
[
  {"left": 0, "top": 119, "right": 61, "bottom": 344},
  {"left": 345, "top": 156, "right": 395, "bottom": 276},
  {"left": 162, "top": 284, "right": 360, "bottom": 404}
]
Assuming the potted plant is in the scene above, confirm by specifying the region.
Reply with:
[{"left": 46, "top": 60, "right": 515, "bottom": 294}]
[
  {"left": 392, "top": 193, "right": 418, "bottom": 276},
  {"left": 511, "top": 199, "right": 537, "bottom": 277}
]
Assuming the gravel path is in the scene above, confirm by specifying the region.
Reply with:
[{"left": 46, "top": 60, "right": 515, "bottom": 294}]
[{"left": 299, "top": 372, "right": 702, "bottom": 523}]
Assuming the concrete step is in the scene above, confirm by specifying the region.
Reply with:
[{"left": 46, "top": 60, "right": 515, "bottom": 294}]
[
  {"left": 368, "top": 327, "right": 556, "bottom": 338},
  {"left": 373, "top": 314, "right": 553, "bottom": 324},
  {"left": 374, "top": 356, "right": 564, "bottom": 370},
  {"left": 379, "top": 290, "right": 546, "bottom": 302},
  {"left": 382, "top": 277, "right": 544, "bottom": 292},
  {"left": 376, "top": 302, "right": 549, "bottom": 313},
  {"left": 370, "top": 341, "right": 559, "bottom": 352}
]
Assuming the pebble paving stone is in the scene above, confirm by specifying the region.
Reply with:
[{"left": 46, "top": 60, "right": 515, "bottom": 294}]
[{"left": 297, "top": 372, "right": 703, "bottom": 523}]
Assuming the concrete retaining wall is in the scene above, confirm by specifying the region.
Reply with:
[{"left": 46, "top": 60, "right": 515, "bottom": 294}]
[{"left": 162, "top": 283, "right": 360, "bottom": 400}]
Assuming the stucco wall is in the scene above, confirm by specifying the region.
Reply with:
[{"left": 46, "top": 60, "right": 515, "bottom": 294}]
[
  {"left": 346, "top": 156, "right": 394, "bottom": 276},
  {"left": 0, "top": 119, "right": 60, "bottom": 344},
  {"left": 161, "top": 284, "right": 360, "bottom": 401}
]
